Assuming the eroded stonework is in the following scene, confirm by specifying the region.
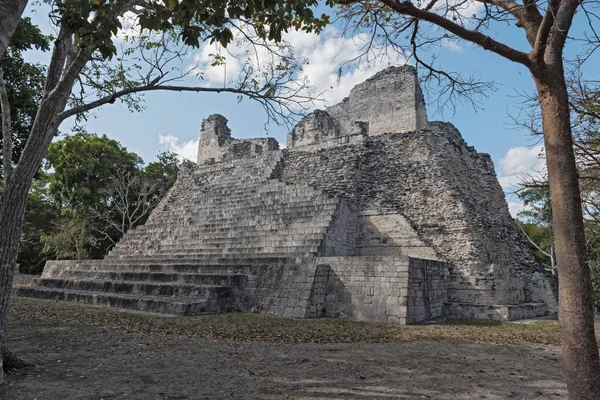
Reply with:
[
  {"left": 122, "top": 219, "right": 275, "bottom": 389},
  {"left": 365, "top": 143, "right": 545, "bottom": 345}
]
[{"left": 17, "top": 66, "right": 557, "bottom": 323}]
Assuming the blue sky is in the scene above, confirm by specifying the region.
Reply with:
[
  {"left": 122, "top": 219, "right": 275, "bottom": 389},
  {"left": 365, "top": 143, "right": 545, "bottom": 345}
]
[{"left": 22, "top": 2, "right": 590, "bottom": 216}]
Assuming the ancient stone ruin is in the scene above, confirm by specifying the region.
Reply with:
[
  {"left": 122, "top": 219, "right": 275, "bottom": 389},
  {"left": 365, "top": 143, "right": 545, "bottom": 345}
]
[{"left": 16, "top": 66, "right": 557, "bottom": 323}]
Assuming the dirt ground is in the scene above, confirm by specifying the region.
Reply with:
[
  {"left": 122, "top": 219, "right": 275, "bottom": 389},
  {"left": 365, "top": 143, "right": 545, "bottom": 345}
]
[{"left": 2, "top": 299, "right": 570, "bottom": 400}]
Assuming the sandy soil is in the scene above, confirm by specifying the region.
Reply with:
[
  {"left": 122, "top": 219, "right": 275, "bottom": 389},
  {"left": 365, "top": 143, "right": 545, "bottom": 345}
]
[{"left": 2, "top": 313, "right": 567, "bottom": 400}]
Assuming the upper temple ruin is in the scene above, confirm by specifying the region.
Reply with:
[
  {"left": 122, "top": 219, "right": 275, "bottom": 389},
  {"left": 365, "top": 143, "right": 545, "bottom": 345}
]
[{"left": 16, "top": 66, "right": 558, "bottom": 323}]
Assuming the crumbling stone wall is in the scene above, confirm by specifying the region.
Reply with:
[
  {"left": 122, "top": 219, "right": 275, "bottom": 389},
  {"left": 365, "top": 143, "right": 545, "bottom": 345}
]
[
  {"left": 281, "top": 110, "right": 556, "bottom": 315},
  {"left": 197, "top": 114, "right": 279, "bottom": 163},
  {"left": 325, "top": 66, "right": 427, "bottom": 137},
  {"left": 281, "top": 125, "right": 556, "bottom": 313}
]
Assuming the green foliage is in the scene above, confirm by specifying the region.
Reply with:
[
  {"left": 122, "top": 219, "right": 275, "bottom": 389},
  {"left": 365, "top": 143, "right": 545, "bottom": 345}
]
[
  {"left": 0, "top": 18, "right": 50, "bottom": 171},
  {"left": 25, "top": 134, "right": 181, "bottom": 263},
  {"left": 53, "top": 0, "right": 328, "bottom": 59},
  {"left": 144, "top": 151, "right": 179, "bottom": 189},
  {"left": 517, "top": 179, "right": 600, "bottom": 310},
  {"left": 41, "top": 215, "right": 96, "bottom": 260},
  {"left": 17, "top": 174, "right": 60, "bottom": 274},
  {"left": 45, "top": 132, "right": 142, "bottom": 213},
  {"left": 518, "top": 222, "right": 553, "bottom": 266}
]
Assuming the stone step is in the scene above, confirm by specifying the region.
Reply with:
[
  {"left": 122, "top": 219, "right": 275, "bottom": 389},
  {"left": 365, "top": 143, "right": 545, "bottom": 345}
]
[
  {"left": 14, "top": 286, "right": 229, "bottom": 316},
  {"left": 105, "top": 252, "right": 315, "bottom": 261},
  {"left": 109, "top": 246, "right": 319, "bottom": 258},
  {"left": 44, "top": 262, "right": 255, "bottom": 276},
  {"left": 163, "top": 182, "right": 330, "bottom": 198},
  {"left": 119, "top": 231, "right": 326, "bottom": 246},
  {"left": 100, "top": 255, "right": 306, "bottom": 264},
  {"left": 132, "top": 220, "right": 332, "bottom": 234},
  {"left": 47, "top": 270, "right": 244, "bottom": 285},
  {"left": 159, "top": 196, "right": 336, "bottom": 211},
  {"left": 168, "top": 233, "right": 324, "bottom": 245},
  {"left": 32, "top": 278, "right": 232, "bottom": 300},
  {"left": 109, "top": 242, "right": 322, "bottom": 255},
  {"left": 119, "top": 231, "right": 328, "bottom": 247},
  {"left": 118, "top": 239, "right": 323, "bottom": 250},
  {"left": 142, "top": 213, "right": 335, "bottom": 227},
  {"left": 111, "top": 236, "right": 323, "bottom": 252},
  {"left": 158, "top": 201, "right": 338, "bottom": 216}
]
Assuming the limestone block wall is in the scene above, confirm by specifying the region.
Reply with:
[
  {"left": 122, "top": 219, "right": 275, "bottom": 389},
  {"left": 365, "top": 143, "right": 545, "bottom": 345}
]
[
  {"left": 326, "top": 66, "right": 427, "bottom": 137},
  {"left": 307, "top": 256, "right": 448, "bottom": 324},
  {"left": 319, "top": 200, "right": 360, "bottom": 257},
  {"left": 357, "top": 209, "right": 438, "bottom": 259},
  {"left": 197, "top": 114, "right": 232, "bottom": 162},
  {"left": 287, "top": 110, "right": 340, "bottom": 149},
  {"left": 280, "top": 144, "right": 363, "bottom": 201},
  {"left": 407, "top": 258, "right": 449, "bottom": 323},
  {"left": 235, "top": 263, "right": 318, "bottom": 318}
]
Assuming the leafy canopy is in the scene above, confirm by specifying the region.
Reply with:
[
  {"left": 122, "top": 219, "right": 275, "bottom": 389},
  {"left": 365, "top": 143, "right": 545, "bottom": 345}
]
[
  {"left": 54, "top": 0, "right": 329, "bottom": 58},
  {"left": 45, "top": 132, "right": 142, "bottom": 213}
]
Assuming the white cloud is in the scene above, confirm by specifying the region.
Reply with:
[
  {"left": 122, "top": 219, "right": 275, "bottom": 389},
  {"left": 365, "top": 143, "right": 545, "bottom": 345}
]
[
  {"left": 192, "top": 26, "right": 406, "bottom": 107},
  {"left": 499, "top": 145, "right": 546, "bottom": 177},
  {"left": 507, "top": 202, "right": 529, "bottom": 218},
  {"left": 497, "top": 145, "right": 547, "bottom": 192},
  {"left": 113, "top": 12, "right": 142, "bottom": 43},
  {"left": 159, "top": 134, "right": 198, "bottom": 162},
  {"left": 497, "top": 145, "right": 546, "bottom": 218},
  {"left": 441, "top": 38, "right": 463, "bottom": 52}
]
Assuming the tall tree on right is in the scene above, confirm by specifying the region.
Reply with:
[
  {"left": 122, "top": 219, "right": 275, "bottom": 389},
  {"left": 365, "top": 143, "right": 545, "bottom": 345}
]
[{"left": 331, "top": 0, "right": 600, "bottom": 397}]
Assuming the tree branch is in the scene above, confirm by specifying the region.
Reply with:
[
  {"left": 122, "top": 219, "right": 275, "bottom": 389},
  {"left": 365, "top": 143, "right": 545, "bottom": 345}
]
[
  {"left": 378, "top": 0, "right": 533, "bottom": 66},
  {"left": 58, "top": 84, "right": 307, "bottom": 122},
  {"left": 530, "top": 0, "right": 558, "bottom": 63},
  {"left": 477, "top": 0, "right": 541, "bottom": 46},
  {"left": 541, "top": 0, "right": 579, "bottom": 62},
  {"left": 517, "top": 222, "right": 552, "bottom": 258}
]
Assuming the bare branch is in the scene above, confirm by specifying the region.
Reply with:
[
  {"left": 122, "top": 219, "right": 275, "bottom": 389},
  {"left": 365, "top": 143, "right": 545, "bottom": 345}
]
[{"left": 378, "top": 0, "right": 533, "bottom": 66}]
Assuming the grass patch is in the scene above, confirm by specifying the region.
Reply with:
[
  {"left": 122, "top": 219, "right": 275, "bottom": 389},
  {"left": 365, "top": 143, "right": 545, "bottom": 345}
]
[{"left": 9, "top": 297, "right": 597, "bottom": 345}]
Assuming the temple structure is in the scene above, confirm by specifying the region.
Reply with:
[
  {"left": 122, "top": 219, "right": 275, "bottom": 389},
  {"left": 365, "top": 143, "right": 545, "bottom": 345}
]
[{"left": 16, "top": 66, "right": 557, "bottom": 323}]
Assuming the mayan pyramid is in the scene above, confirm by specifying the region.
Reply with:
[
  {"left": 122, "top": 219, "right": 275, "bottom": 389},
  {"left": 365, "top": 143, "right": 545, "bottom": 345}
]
[{"left": 16, "top": 66, "right": 557, "bottom": 324}]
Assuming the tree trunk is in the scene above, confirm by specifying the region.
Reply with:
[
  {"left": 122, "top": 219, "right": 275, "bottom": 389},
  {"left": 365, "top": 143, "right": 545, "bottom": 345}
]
[
  {"left": 0, "top": 0, "right": 28, "bottom": 58},
  {"left": 0, "top": 172, "right": 31, "bottom": 383},
  {"left": 0, "top": 67, "right": 13, "bottom": 179},
  {"left": 535, "top": 70, "right": 600, "bottom": 399}
]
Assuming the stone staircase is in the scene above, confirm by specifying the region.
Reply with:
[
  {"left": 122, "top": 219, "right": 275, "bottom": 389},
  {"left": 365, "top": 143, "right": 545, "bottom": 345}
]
[{"left": 15, "top": 151, "right": 341, "bottom": 315}]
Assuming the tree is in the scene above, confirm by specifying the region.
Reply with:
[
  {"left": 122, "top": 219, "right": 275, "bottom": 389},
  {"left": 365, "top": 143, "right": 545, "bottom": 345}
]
[
  {"left": 0, "top": 0, "right": 28, "bottom": 58},
  {"left": 0, "top": 17, "right": 50, "bottom": 176},
  {"left": 45, "top": 133, "right": 142, "bottom": 215},
  {"left": 88, "top": 151, "right": 181, "bottom": 248},
  {"left": 331, "top": 0, "right": 600, "bottom": 396},
  {"left": 88, "top": 168, "right": 164, "bottom": 249},
  {"left": 44, "top": 133, "right": 143, "bottom": 258},
  {"left": 0, "top": 1, "right": 327, "bottom": 381}
]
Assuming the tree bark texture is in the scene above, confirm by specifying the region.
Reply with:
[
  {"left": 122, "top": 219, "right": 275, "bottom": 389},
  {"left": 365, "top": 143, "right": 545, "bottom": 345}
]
[
  {"left": 0, "top": 33, "right": 80, "bottom": 384},
  {"left": 535, "top": 70, "right": 600, "bottom": 399},
  {"left": 0, "top": 0, "right": 28, "bottom": 59},
  {"left": 0, "top": 67, "right": 13, "bottom": 178}
]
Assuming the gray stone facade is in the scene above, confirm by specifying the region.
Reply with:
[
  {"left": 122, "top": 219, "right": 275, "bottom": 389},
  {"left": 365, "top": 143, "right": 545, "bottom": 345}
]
[{"left": 16, "top": 66, "right": 557, "bottom": 323}]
